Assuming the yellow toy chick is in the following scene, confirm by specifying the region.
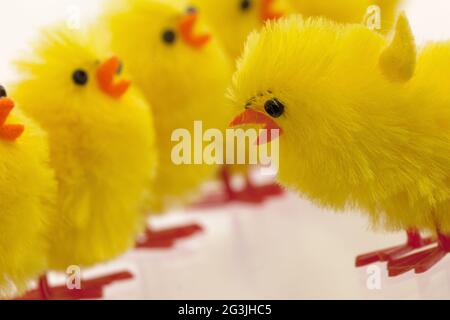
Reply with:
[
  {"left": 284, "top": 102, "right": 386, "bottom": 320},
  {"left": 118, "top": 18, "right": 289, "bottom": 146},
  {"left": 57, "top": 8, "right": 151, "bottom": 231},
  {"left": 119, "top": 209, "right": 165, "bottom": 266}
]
[
  {"left": 230, "top": 14, "right": 450, "bottom": 276},
  {"left": 13, "top": 26, "right": 156, "bottom": 298},
  {"left": 104, "top": 0, "right": 231, "bottom": 212},
  {"left": 289, "top": 0, "right": 403, "bottom": 34},
  {"left": 193, "top": 0, "right": 292, "bottom": 59},
  {"left": 0, "top": 87, "right": 55, "bottom": 298}
]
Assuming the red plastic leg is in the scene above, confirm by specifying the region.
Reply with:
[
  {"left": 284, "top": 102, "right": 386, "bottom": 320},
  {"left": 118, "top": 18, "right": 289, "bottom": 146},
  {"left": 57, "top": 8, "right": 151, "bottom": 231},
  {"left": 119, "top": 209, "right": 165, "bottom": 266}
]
[
  {"left": 241, "top": 174, "right": 285, "bottom": 201},
  {"left": 221, "top": 166, "right": 235, "bottom": 200},
  {"left": 191, "top": 167, "right": 262, "bottom": 208},
  {"left": 192, "top": 167, "right": 284, "bottom": 208},
  {"left": 355, "top": 230, "right": 434, "bottom": 267},
  {"left": 387, "top": 248, "right": 433, "bottom": 277},
  {"left": 17, "top": 271, "right": 133, "bottom": 300},
  {"left": 136, "top": 224, "right": 204, "bottom": 249},
  {"left": 39, "top": 274, "right": 51, "bottom": 299},
  {"left": 414, "top": 248, "right": 447, "bottom": 274},
  {"left": 388, "top": 232, "right": 450, "bottom": 277}
]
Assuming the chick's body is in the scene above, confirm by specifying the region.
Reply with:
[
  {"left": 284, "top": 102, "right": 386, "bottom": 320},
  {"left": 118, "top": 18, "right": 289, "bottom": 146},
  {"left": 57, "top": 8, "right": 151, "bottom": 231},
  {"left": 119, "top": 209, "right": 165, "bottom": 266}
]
[
  {"left": 13, "top": 28, "right": 156, "bottom": 269},
  {"left": 0, "top": 103, "right": 55, "bottom": 296},
  {"left": 230, "top": 16, "right": 450, "bottom": 233},
  {"left": 105, "top": 0, "right": 233, "bottom": 211}
]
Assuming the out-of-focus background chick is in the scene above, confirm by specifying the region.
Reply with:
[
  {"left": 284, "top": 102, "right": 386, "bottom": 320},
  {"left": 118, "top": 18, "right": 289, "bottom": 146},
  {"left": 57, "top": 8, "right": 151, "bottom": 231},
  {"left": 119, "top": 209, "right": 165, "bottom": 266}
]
[{"left": 103, "top": 0, "right": 234, "bottom": 213}]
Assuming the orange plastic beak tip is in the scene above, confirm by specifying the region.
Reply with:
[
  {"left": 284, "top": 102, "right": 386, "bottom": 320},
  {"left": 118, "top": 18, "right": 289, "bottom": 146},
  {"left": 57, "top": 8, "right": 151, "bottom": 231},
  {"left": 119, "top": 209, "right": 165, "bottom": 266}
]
[
  {"left": 97, "top": 56, "right": 121, "bottom": 86},
  {"left": 230, "top": 111, "right": 251, "bottom": 127},
  {"left": 0, "top": 98, "right": 24, "bottom": 141},
  {"left": 178, "top": 13, "right": 211, "bottom": 49},
  {"left": 0, "top": 98, "right": 15, "bottom": 117},
  {"left": 97, "top": 57, "right": 131, "bottom": 99},
  {"left": 265, "top": 12, "right": 283, "bottom": 21},
  {"left": 230, "top": 109, "right": 283, "bottom": 145},
  {"left": 195, "top": 34, "right": 211, "bottom": 47},
  {"left": 230, "top": 109, "right": 267, "bottom": 127},
  {"left": 261, "top": 0, "right": 284, "bottom": 21},
  {"left": 179, "top": 14, "right": 197, "bottom": 27},
  {"left": 109, "top": 80, "right": 132, "bottom": 99},
  {"left": 0, "top": 125, "right": 25, "bottom": 141}
]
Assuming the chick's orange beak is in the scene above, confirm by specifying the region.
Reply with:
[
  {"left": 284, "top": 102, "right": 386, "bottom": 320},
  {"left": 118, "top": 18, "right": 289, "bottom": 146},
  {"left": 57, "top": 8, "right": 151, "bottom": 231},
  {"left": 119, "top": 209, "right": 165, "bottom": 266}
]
[
  {"left": 261, "top": 0, "right": 284, "bottom": 21},
  {"left": 178, "top": 12, "right": 211, "bottom": 49},
  {"left": 230, "top": 109, "right": 283, "bottom": 145},
  {"left": 0, "top": 97, "right": 24, "bottom": 141},
  {"left": 97, "top": 56, "right": 131, "bottom": 99}
]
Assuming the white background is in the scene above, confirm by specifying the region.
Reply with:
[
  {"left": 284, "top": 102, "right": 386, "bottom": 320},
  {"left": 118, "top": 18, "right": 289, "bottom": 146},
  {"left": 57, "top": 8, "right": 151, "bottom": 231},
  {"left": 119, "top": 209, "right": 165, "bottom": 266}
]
[{"left": 3, "top": 0, "right": 450, "bottom": 299}]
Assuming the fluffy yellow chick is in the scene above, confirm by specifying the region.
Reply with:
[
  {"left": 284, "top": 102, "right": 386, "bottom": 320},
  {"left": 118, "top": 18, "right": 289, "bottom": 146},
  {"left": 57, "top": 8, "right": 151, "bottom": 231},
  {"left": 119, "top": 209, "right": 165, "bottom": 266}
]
[
  {"left": 104, "top": 0, "right": 234, "bottom": 211},
  {"left": 0, "top": 88, "right": 55, "bottom": 298},
  {"left": 230, "top": 14, "right": 450, "bottom": 276},
  {"left": 13, "top": 26, "right": 156, "bottom": 298},
  {"left": 289, "top": 0, "right": 403, "bottom": 34},
  {"left": 193, "top": 0, "right": 292, "bottom": 59}
]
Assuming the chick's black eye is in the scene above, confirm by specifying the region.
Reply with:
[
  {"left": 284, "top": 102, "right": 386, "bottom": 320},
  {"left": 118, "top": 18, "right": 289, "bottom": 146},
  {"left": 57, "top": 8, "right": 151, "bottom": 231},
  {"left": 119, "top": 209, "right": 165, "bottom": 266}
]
[
  {"left": 0, "top": 85, "right": 7, "bottom": 98},
  {"left": 264, "top": 98, "right": 285, "bottom": 118},
  {"left": 72, "top": 69, "right": 89, "bottom": 86},
  {"left": 162, "top": 29, "right": 177, "bottom": 44},
  {"left": 186, "top": 5, "right": 197, "bottom": 13},
  {"left": 240, "top": 0, "right": 252, "bottom": 11}
]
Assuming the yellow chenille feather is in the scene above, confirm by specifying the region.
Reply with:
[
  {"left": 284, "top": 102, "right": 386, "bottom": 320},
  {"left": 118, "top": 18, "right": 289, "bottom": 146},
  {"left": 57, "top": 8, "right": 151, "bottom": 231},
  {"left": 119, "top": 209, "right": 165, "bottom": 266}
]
[
  {"left": 12, "top": 25, "right": 156, "bottom": 270},
  {"left": 289, "top": 0, "right": 403, "bottom": 34},
  {"left": 230, "top": 14, "right": 450, "bottom": 233},
  {"left": 0, "top": 102, "right": 55, "bottom": 298},
  {"left": 103, "top": 0, "right": 234, "bottom": 211}
]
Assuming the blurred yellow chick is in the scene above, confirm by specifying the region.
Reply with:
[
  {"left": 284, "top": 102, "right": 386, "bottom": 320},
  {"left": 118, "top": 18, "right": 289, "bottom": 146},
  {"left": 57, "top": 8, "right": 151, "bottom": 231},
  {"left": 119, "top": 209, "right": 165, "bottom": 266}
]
[
  {"left": 0, "top": 87, "right": 55, "bottom": 298},
  {"left": 104, "top": 0, "right": 234, "bottom": 213},
  {"left": 193, "top": 0, "right": 402, "bottom": 61},
  {"left": 230, "top": 14, "right": 450, "bottom": 276},
  {"left": 193, "top": 0, "right": 293, "bottom": 59},
  {"left": 289, "top": 0, "right": 403, "bottom": 34},
  {"left": 13, "top": 25, "right": 156, "bottom": 298}
]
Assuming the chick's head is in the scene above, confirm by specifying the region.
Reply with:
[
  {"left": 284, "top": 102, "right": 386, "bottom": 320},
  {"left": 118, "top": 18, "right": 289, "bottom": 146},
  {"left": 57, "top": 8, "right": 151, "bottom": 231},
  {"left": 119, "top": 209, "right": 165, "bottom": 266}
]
[
  {"left": 193, "top": 0, "right": 292, "bottom": 59},
  {"left": 105, "top": 0, "right": 235, "bottom": 210},
  {"left": 13, "top": 25, "right": 156, "bottom": 185},
  {"left": 13, "top": 27, "right": 134, "bottom": 129},
  {"left": 106, "top": 0, "right": 232, "bottom": 105}
]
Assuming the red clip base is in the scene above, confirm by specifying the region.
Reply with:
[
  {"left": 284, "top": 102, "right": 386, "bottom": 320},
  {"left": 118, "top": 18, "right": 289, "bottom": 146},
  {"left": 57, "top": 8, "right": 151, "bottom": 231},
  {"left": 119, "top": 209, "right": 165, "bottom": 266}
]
[
  {"left": 135, "top": 224, "right": 204, "bottom": 249},
  {"left": 17, "top": 271, "right": 133, "bottom": 300},
  {"left": 192, "top": 168, "right": 285, "bottom": 209},
  {"left": 388, "top": 232, "right": 450, "bottom": 277},
  {"left": 355, "top": 230, "right": 435, "bottom": 267}
]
